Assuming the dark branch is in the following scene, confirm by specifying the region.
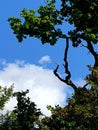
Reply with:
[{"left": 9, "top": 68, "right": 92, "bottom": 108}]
[
  {"left": 54, "top": 38, "right": 77, "bottom": 91},
  {"left": 63, "top": 38, "right": 71, "bottom": 81},
  {"left": 53, "top": 27, "right": 69, "bottom": 39},
  {"left": 54, "top": 64, "right": 67, "bottom": 83},
  {"left": 82, "top": 83, "right": 89, "bottom": 88},
  {"left": 87, "top": 42, "right": 98, "bottom": 68},
  {"left": 73, "top": 34, "right": 98, "bottom": 67}
]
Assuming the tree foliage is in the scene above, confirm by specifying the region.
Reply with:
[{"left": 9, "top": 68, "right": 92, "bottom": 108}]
[
  {"left": 0, "top": 85, "right": 13, "bottom": 129},
  {"left": 0, "top": 90, "right": 43, "bottom": 130},
  {"left": 42, "top": 82, "right": 98, "bottom": 129},
  {"left": 7, "top": 0, "right": 98, "bottom": 129},
  {"left": 0, "top": 85, "right": 13, "bottom": 110},
  {"left": 8, "top": 0, "right": 63, "bottom": 45},
  {"left": 8, "top": 0, "right": 98, "bottom": 46}
]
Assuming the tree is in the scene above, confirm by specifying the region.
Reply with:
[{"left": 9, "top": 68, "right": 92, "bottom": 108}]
[
  {"left": 8, "top": 0, "right": 98, "bottom": 129},
  {"left": 42, "top": 81, "right": 98, "bottom": 129},
  {"left": 0, "top": 90, "right": 43, "bottom": 130},
  {"left": 0, "top": 85, "right": 13, "bottom": 129},
  {"left": 0, "top": 84, "right": 13, "bottom": 110}
]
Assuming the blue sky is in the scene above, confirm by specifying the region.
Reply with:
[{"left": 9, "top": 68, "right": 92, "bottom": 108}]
[{"left": 0, "top": 0, "right": 95, "bottom": 115}]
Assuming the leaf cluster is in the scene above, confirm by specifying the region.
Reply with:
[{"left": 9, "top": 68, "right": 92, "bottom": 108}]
[
  {"left": 0, "top": 85, "right": 13, "bottom": 110},
  {"left": 61, "top": 0, "right": 98, "bottom": 46},
  {"left": 8, "top": 0, "right": 63, "bottom": 45},
  {"left": 0, "top": 90, "right": 42, "bottom": 130},
  {"left": 42, "top": 87, "right": 98, "bottom": 129}
]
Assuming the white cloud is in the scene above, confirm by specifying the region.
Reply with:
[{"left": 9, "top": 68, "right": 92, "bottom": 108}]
[
  {"left": 38, "top": 55, "right": 51, "bottom": 64},
  {"left": 0, "top": 61, "right": 69, "bottom": 116}
]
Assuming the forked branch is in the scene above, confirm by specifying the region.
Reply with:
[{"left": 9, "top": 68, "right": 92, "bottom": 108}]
[{"left": 54, "top": 38, "right": 77, "bottom": 91}]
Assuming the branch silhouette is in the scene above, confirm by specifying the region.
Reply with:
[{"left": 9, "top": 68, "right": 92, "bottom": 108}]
[{"left": 54, "top": 38, "right": 77, "bottom": 91}]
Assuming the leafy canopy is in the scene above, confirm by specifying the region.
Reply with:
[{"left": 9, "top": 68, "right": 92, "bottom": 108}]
[
  {"left": 61, "top": 0, "right": 98, "bottom": 46},
  {"left": 0, "top": 90, "right": 43, "bottom": 130},
  {"left": 0, "top": 85, "right": 13, "bottom": 110},
  {"left": 8, "top": 0, "right": 98, "bottom": 46},
  {"left": 8, "top": 0, "right": 63, "bottom": 45}
]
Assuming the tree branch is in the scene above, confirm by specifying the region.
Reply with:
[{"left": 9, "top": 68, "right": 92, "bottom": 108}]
[
  {"left": 53, "top": 27, "right": 68, "bottom": 39},
  {"left": 82, "top": 83, "right": 89, "bottom": 88},
  {"left": 73, "top": 34, "right": 98, "bottom": 68},
  {"left": 87, "top": 42, "right": 98, "bottom": 68},
  {"left": 54, "top": 38, "right": 77, "bottom": 91}
]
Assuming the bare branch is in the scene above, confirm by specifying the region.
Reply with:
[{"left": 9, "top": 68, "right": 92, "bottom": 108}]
[
  {"left": 53, "top": 38, "right": 77, "bottom": 91},
  {"left": 63, "top": 38, "right": 71, "bottom": 81},
  {"left": 54, "top": 64, "right": 67, "bottom": 83},
  {"left": 87, "top": 42, "right": 98, "bottom": 68},
  {"left": 82, "top": 83, "right": 89, "bottom": 88},
  {"left": 81, "top": 41, "right": 98, "bottom": 68}
]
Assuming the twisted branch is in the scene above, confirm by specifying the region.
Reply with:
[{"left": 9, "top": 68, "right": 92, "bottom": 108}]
[{"left": 54, "top": 38, "right": 77, "bottom": 91}]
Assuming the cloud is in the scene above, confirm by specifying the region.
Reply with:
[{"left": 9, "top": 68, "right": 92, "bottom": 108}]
[
  {"left": 0, "top": 61, "right": 68, "bottom": 116},
  {"left": 38, "top": 55, "right": 51, "bottom": 64}
]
